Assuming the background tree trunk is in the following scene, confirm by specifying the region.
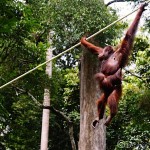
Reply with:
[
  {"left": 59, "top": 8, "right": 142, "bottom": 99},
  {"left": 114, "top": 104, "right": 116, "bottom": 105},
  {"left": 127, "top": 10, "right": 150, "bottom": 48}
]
[
  {"left": 40, "top": 33, "right": 53, "bottom": 150},
  {"left": 79, "top": 48, "right": 106, "bottom": 150}
]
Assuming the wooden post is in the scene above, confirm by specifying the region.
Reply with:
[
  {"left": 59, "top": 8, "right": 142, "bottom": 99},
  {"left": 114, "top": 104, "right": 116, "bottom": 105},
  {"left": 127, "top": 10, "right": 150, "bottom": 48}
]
[
  {"left": 40, "top": 32, "right": 53, "bottom": 150},
  {"left": 79, "top": 48, "right": 106, "bottom": 150}
]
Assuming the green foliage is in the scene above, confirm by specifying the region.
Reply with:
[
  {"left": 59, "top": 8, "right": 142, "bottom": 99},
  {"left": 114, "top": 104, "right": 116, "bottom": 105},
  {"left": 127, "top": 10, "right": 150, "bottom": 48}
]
[
  {"left": 49, "top": 0, "right": 120, "bottom": 67},
  {"left": 5, "top": 96, "right": 41, "bottom": 150},
  {"left": 136, "top": 48, "right": 150, "bottom": 87},
  {"left": 107, "top": 88, "right": 150, "bottom": 150},
  {"left": 49, "top": 66, "right": 80, "bottom": 150},
  {"left": 139, "top": 90, "right": 150, "bottom": 115},
  {"left": 0, "top": 0, "right": 50, "bottom": 149},
  {"left": 1, "top": 0, "right": 149, "bottom": 149},
  {"left": 130, "top": 36, "right": 150, "bottom": 88}
]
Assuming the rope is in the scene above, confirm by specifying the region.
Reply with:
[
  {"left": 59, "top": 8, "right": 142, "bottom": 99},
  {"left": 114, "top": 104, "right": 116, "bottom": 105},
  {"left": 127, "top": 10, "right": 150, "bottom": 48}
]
[{"left": 0, "top": 3, "right": 148, "bottom": 89}]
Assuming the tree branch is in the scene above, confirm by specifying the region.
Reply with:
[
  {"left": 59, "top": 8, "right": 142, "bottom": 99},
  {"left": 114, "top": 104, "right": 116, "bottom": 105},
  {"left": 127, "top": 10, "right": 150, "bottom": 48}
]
[
  {"left": 124, "top": 68, "right": 150, "bottom": 88},
  {"left": 124, "top": 68, "right": 143, "bottom": 79},
  {"left": 0, "top": 76, "right": 42, "bottom": 107},
  {"left": 50, "top": 106, "right": 77, "bottom": 150},
  {"left": 50, "top": 106, "right": 71, "bottom": 123},
  {"left": 106, "top": 0, "right": 132, "bottom": 6},
  {"left": 15, "top": 87, "right": 43, "bottom": 107}
]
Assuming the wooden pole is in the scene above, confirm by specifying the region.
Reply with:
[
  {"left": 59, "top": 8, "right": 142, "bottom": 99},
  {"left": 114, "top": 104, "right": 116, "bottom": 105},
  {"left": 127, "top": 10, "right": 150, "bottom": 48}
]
[
  {"left": 79, "top": 48, "right": 106, "bottom": 150},
  {"left": 40, "top": 32, "right": 53, "bottom": 150}
]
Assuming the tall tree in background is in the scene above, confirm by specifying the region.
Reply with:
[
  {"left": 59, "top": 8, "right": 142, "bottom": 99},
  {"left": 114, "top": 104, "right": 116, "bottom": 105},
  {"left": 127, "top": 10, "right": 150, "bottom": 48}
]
[{"left": 40, "top": 32, "right": 53, "bottom": 150}]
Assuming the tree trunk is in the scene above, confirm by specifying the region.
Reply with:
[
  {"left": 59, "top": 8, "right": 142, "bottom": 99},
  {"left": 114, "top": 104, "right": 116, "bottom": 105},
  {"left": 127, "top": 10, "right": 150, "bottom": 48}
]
[
  {"left": 40, "top": 34, "right": 53, "bottom": 150},
  {"left": 40, "top": 88, "right": 50, "bottom": 150},
  {"left": 79, "top": 48, "right": 106, "bottom": 150}
]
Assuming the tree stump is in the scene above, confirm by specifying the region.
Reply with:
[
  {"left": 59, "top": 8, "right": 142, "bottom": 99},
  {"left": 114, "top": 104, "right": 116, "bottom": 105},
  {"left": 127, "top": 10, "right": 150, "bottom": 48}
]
[{"left": 79, "top": 48, "right": 106, "bottom": 150}]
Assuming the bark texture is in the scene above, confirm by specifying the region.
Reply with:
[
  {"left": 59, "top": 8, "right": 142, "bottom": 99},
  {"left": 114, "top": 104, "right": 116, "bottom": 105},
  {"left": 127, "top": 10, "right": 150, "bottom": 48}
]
[
  {"left": 40, "top": 38, "right": 53, "bottom": 150},
  {"left": 79, "top": 48, "right": 106, "bottom": 150}
]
